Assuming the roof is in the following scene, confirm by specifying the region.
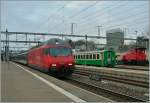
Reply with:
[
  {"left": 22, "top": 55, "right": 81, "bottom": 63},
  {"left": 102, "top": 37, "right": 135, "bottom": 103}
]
[
  {"left": 106, "top": 28, "right": 123, "bottom": 34},
  {"left": 44, "top": 38, "right": 68, "bottom": 45},
  {"left": 74, "top": 50, "right": 112, "bottom": 54}
]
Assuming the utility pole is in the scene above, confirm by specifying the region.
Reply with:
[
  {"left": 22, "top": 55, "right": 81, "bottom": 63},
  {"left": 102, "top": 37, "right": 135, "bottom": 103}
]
[
  {"left": 34, "top": 34, "right": 36, "bottom": 42},
  {"left": 85, "top": 34, "right": 87, "bottom": 51},
  {"left": 135, "top": 30, "right": 138, "bottom": 65},
  {"left": 96, "top": 25, "right": 102, "bottom": 48},
  {"left": 16, "top": 34, "right": 17, "bottom": 41},
  {"left": 62, "top": 34, "right": 63, "bottom": 40},
  {"left": 123, "top": 28, "right": 128, "bottom": 45},
  {"left": 25, "top": 33, "right": 27, "bottom": 45},
  {"left": 29, "top": 38, "right": 31, "bottom": 48},
  {"left": 5, "top": 29, "right": 9, "bottom": 61},
  {"left": 71, "top": 23, "right": 76, "bottom": 35},
  {"left": 135, "top": 30, "right": 138, "bottom": 48},
  {"left": 124, "top": 28, "right": 127, "bottom": 37},
  {"left": 97, "top": 25, "right": 102, "bottom": 36}
]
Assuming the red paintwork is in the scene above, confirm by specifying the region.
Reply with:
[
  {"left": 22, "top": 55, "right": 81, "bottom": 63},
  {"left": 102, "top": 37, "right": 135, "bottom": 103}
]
[
  {"left": 27, "top": 44, "right": 74, "bottom": 72},
  {"left": 122, "top": 48, "right": 147, "bottom": 62}
]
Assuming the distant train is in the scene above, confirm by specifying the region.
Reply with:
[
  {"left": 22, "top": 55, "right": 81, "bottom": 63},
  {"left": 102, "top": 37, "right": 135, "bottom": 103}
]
[
  {"left": 74, "top": 50, "right": 116, "bottom": 67},
  {"left": 116, "top": 48, "right": 149, "bottom": 66},
  {"left": 12, "top": 39, "right": 75, "bottom": 77}
]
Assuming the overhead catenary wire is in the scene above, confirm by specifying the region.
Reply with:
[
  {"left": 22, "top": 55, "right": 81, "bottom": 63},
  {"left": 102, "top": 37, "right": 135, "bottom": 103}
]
[
  {"left": 80, "top": 16, "right": 148, "bottom": 36},
  {"left": 35, "top": 2, "right": 70, "bottom": 31},
  {"left": 75, "top": 3, "right": 146, "bottom": 29},
  {"left": 77, "top": 10, "right": 148, "bottom": 34},
  {"left": 34, "top": 2, "right": 71, "bottom": 41},
  {"left": 47, "top": 1, "right": 99, "bottom": 33},
  {"left": 53, "top": 1, "right": 130, "bottom": 32},
  {"left": 75, "top": 4, "right": 146, "bottom": 29},
  {"left": 52, "top": 1, "right": 146, "bottom": 35},
  {"left": 73, "top": 1, "right": 130, "bottom": 25},
  {"left": 83, "top": 19, "right": 148, "bottom": 37}
]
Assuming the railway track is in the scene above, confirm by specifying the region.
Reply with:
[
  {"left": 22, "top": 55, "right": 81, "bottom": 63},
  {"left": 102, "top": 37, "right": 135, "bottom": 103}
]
[
  {"left": 75, "top": 64, "right": 149, "bottom": 71},
  {"left": 114, "top": 65, "right": 149, "bottom": 71},
  {"left": 13, "top": 61, "right": 148, "bottom": 102},
  {"left": 74, "top": 70, "right": 149, "bottom": 88},
  {"left": 67, "top": 74, "right": 148, "bottom": 102}
]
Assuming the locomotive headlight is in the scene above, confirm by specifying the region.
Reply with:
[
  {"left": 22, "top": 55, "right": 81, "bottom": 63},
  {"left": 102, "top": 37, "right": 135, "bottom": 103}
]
[
  {"left": 68, "top": 63, "right": 72, "bottom": 66},
  {"left": 52, "top": 64, "right": 56, "bottom": 66}
]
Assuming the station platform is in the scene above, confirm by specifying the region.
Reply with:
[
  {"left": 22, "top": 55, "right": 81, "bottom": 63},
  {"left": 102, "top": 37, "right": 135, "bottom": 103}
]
[{"left": 1, "top": 61, "right": 112, "bottom": 102}]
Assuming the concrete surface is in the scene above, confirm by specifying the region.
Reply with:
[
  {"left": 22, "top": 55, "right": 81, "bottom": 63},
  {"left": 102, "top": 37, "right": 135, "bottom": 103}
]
[{"left": 1, "top": 61, "right": 112, "bottom": 102}]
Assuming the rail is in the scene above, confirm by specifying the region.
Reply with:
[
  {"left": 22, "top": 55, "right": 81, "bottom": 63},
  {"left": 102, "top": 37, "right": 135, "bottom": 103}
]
[{"left": 69, "top": 74, "right": 148, "bottom": 102}]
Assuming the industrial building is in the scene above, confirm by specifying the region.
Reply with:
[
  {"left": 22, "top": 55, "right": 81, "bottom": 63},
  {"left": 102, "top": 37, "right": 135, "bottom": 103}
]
[
  {"left": 136, "top": 36, "right": 149, "bottom": 50},
  {"left": 106, "top": 28, "right": 124, "bottom": 51}
]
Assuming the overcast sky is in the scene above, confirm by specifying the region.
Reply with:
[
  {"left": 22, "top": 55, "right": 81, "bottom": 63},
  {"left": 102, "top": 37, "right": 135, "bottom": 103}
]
[{"left": 1, "top": 0, "right": 149, "bottom": 50}]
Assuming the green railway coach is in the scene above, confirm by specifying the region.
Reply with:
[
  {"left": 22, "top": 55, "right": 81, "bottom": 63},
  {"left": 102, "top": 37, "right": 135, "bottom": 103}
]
[{"left": 74, "top": 50, "right": 116, "bottom": 67}]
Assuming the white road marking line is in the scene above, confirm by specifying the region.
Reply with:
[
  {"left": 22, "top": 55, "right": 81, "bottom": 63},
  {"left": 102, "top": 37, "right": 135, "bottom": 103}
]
[{"left": 12, "top": 62, "right": 86, "bottom": 103}]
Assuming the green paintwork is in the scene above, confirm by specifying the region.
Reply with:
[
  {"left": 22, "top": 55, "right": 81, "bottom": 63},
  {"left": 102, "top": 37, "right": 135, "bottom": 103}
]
[
  {"left": 74, "top": 50, "right": 116, "bottom": 67},
  {"left": 75, "top": 60, "right": 102, "bottom": 66}
]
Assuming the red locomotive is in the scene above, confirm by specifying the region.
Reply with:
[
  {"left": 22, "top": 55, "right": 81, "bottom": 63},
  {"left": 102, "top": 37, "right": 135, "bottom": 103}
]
[
  {"left": 12, "top": 38, "right": 75, "bottom": 77},
  {"left": 117, "top": 48, "right": 148, "bottom": 65}
]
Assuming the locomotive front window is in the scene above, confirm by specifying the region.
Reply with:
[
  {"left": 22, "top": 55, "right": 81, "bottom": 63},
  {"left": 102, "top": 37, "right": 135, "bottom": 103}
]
[{"left": 49, "top": 47, "right": 72, "bottom": 56}]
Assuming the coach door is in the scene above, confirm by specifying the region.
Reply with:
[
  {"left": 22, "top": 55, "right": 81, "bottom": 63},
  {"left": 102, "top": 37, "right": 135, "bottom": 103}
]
[{"left": 105, "top": 51, "right": 113, "bottom": 66}]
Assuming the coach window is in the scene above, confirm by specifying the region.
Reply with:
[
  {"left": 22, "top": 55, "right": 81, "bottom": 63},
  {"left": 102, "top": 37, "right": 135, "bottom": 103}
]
[
  {"left": 90, "top": 54, "right": 92, "bottom": 59},
  {"left": 93, "top": 54, "right": 96, "bottom": 59},
  {"left": 97, "top": 54, "right": 100, "bottom": 59},
  {"left": 86, "top": 54, "right": 88, "bottom": 59},
  {"left": 83, "top": 55, "right": 85, "bottom": 59},
  {"left": 78, "top": 55, "right": 80, "bottom": 59},
  {"left": 74, "top": 55, "right": 76, "bottom": 59}
]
